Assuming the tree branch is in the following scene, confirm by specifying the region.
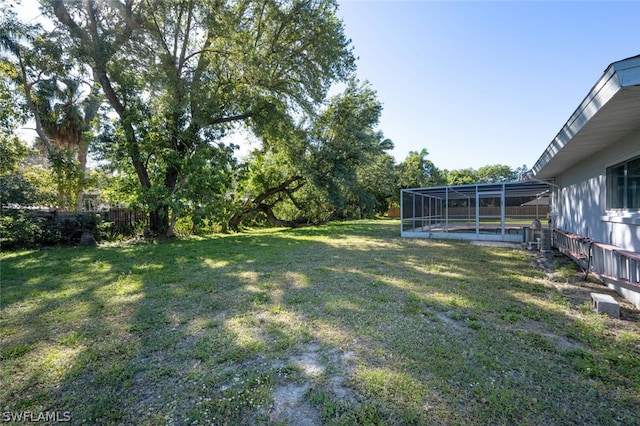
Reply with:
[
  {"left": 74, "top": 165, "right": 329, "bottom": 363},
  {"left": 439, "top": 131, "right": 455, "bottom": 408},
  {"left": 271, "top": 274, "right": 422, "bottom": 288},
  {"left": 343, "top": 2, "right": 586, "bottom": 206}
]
[{"left": 209, "top": 112, "right": 253, "bottom": 125}]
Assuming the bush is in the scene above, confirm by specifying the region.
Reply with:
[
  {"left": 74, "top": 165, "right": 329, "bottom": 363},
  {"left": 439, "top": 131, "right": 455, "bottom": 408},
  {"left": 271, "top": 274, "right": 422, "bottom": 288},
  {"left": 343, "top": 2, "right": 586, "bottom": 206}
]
[
  {"left": 73, "top": 212, "right": 121, "bottom": 243},
  {"left": 0, "top": 210, "right": 126, "bottom": 250},
  {"left": 52, "top": 212, "right": 120, "bottom": 245},
  {"left": 0, "top": 210, "right": 45, "bottom": 249}
]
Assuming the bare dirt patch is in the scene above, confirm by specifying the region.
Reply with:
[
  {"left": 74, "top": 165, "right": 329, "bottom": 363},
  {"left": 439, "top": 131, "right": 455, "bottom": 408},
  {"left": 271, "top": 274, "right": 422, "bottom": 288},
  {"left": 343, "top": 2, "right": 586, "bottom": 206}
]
[
  {"left": 268, "top": 343, "right": 356, "bottom": 425},
  {"left": 270, "top": 383, "right": 320, "bottom": 425}
]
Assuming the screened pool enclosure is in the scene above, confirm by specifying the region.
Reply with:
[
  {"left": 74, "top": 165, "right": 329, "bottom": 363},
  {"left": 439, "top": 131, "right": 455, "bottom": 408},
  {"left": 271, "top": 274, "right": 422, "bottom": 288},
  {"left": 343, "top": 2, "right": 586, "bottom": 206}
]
[{"left": 401, "top": 181, "right": 551, "bottom": 242}]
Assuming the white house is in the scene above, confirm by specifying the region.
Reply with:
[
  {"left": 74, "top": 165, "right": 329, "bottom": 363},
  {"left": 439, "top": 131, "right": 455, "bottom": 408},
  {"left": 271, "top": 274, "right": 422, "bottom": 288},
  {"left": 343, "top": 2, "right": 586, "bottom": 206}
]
[{"left": 531, "top": 55, "right": 640, "bottom": 306}]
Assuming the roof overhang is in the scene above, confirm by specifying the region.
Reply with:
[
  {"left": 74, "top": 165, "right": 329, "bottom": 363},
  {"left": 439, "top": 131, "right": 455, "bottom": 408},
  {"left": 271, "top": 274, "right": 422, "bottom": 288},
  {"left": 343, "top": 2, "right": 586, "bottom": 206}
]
[
  {"left": 521, "top": 196, "right": 549, "bottom": 206},
  {"left": 402, "top": 180, "right": 550, "bottom": 200},
  {"left": 532, "top": 55, "right": 640, "bottom": 181}
]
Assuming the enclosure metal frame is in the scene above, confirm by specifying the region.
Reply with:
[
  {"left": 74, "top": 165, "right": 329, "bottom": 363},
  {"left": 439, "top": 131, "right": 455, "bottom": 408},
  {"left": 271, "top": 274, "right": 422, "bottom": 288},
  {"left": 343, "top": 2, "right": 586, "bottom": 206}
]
[{"left": 400, "top": 181, "right": 550, "bottom": 242}]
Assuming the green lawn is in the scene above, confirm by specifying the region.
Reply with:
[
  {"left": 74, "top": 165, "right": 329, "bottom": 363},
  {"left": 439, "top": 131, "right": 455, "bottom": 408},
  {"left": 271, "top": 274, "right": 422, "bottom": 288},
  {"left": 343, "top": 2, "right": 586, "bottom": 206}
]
[{"left": 1, "top": 220, "right": 639, "bottom": 425}]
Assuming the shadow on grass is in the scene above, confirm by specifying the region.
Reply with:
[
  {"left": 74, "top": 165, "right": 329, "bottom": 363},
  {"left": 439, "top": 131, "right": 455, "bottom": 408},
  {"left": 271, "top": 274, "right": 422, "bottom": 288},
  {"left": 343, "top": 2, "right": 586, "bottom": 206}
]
[{"left": 1, "top": 220, "right": 639, "bottom": 424}]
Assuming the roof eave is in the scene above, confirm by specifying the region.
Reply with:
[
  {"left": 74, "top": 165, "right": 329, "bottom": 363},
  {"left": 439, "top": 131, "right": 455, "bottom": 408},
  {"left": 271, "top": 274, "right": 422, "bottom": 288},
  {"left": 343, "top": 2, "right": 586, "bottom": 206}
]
[{"left": 531, "top": 55, "right": 640, "bottom": 180}]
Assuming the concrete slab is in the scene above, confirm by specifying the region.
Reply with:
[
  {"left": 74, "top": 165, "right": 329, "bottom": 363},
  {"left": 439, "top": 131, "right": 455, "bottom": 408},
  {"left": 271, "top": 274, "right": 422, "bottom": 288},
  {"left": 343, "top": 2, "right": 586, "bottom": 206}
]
[
  {"left": 590, "top": 293, "right": 620, "bottom": 319},
  {"left": 470, "top": 241, "right": 521, "bottom": 249}
]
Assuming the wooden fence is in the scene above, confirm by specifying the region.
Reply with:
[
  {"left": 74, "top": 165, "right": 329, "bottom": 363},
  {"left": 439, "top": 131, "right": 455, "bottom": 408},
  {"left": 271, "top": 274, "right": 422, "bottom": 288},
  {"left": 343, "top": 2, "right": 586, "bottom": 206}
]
[
  {"left": 387, "top": 208, "right": 401, "bottom": 218},
  {"left": 32, "top": 208, "right": 148, "bottom": 233},
  {"left": 446, "top": 206, "right": 549, "bottom": 218},
  {"left": 105, "top": 208, "right": 148, "bottom": 232}
]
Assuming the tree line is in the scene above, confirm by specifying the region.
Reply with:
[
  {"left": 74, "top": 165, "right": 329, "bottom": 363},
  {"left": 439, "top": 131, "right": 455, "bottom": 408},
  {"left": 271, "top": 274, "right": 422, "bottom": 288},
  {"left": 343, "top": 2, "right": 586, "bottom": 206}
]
[{"left": 0, "top": 0, "right": 527, "bottom": 239}]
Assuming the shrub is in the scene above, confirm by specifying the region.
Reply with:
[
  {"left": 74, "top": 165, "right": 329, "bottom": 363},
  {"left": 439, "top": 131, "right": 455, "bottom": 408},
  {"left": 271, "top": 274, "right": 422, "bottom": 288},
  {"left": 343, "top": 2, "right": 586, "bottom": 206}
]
[
  {"left": 0, "top": 210, "right": 127, "bottom": 250},
  {"left": 0, "top": 210, "right": 45, "bottom": 249}
]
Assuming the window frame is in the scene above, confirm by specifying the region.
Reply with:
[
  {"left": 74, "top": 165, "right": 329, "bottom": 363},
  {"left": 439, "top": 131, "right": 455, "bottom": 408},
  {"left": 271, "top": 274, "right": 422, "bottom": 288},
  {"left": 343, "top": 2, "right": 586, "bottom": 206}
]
[{"left": 606, "top": 155, "right": 640, "bottom": 211}]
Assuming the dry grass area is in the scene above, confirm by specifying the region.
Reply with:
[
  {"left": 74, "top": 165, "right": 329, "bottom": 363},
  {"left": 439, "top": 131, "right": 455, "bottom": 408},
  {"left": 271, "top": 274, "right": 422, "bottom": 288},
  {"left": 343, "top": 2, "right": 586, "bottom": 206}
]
[{"left": 1, "top": 220, "right": 639, "bottom": 425}]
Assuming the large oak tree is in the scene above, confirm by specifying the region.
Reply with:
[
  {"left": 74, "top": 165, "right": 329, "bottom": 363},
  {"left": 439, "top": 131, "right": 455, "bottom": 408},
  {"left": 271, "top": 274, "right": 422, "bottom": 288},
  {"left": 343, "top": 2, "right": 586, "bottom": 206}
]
[
  {"left": 44, "top": 0, "right": 354, "bottom": 234},
  {"left": 230, "top": 80, "right": 394, "bottom": 229}
]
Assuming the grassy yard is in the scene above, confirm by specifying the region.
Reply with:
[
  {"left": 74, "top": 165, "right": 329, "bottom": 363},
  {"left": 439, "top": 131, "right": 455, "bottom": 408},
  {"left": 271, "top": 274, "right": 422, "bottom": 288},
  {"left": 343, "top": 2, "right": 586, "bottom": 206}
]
[{"left": 1, "top": 220, "right": 639, "bottom": 425}]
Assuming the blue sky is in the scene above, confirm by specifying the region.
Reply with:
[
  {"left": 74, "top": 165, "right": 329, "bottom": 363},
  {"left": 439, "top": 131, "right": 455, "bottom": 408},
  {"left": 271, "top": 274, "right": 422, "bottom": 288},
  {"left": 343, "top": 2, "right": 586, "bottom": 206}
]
[
  {"left": 14, "top": 1, "right": 640, "bottom": 172},
  {"left": 336, "top": 1, "right": 640, "bottom": 171}
]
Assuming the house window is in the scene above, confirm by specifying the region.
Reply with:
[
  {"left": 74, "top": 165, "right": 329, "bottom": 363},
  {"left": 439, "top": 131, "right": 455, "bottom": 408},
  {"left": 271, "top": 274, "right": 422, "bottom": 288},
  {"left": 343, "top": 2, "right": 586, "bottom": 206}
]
[{"left": 607, "top": 155, "right": 640, "bottom": 210}]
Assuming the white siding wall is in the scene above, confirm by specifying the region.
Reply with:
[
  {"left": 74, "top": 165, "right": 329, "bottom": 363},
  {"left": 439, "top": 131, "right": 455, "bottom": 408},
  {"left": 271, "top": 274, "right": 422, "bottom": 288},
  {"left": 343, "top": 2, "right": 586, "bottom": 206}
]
[{"left": 552, "top": 128, "right": 640, "bottom": 252}]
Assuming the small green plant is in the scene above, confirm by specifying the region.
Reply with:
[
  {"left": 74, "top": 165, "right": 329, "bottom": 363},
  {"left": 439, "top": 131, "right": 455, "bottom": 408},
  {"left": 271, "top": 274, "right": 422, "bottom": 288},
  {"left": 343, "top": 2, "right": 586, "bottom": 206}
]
[
  {"left": 0, "top": 344, "right": 34, "bottom": 360},
  {"left": 568, "top": 348, "right": 607, "bottom": 378},
  {"left": 557, "top": 263, "right": 579, "bottom": 280},
  {"left": 59, "top": 331, "right": 83, "bottom": 347},
  {"left": 308, "top": 387, "right": 389, "bottom": 425},
  {"left": 402, "top": 296, "right": 422, "bottom": 314}
]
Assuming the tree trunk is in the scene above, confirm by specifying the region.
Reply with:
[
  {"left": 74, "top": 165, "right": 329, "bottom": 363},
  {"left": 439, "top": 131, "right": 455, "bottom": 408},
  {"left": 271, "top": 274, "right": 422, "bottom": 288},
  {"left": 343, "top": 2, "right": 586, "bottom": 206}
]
[
  {"left": 228, "top": 176, "right": 307, "bottom": 230},
  {"left": 257, "top": 204, "right": 304, "bottom": 227},
  {"left": 74, "top": 141, "right": 90, "bottom": 211},
  {"left": 167, "top": 209, "right": 177, "bottom": 238},
  {"left": 230, "top": 203, "right": 312, "bottom": 229},
  {"left": 229, "top": 213, "right": 243, "bottom": 232},
  {"left": 149, "top": 207, "right": 169, "bottom": 236}
]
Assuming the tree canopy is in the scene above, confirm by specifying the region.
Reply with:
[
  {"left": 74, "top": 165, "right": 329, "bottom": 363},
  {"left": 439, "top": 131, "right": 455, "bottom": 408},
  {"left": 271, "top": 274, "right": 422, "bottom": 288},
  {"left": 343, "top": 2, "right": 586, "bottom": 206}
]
[
  {"left": 1, "top": 0, "right": 533, "bottom": 239},
  {"left": 40, "top": 0, "right": 355, "bottom": 234},
  {"left": 230, "top": 80, "right": 394, "bottom": 229}
]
